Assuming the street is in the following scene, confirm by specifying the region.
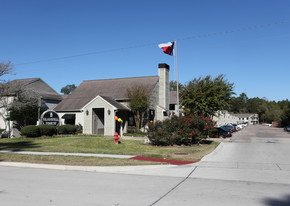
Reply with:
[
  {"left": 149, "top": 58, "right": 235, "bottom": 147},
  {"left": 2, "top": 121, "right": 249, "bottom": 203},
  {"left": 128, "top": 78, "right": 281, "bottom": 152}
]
[{"left": 1, "top": 125, "right": 290, "bottom": 206}]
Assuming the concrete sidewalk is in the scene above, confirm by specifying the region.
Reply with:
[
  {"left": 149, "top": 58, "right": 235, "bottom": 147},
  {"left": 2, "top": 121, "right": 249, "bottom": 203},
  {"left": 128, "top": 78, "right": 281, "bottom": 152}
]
[{"left": 0, "top": 150, "right": 135, "bottom": 159}]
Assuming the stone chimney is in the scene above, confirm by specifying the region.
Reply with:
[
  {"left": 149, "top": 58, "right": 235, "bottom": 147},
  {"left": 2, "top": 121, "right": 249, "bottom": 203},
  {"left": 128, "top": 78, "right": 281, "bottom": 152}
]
[{"left": 158, "top": 63, "right": 170, "bottom": 111}]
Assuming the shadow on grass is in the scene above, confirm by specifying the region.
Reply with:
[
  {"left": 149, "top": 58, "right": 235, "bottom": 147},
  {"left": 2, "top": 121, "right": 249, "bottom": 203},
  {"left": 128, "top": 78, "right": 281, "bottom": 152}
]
[
  {"left": 0, "top": 141, "right": 40, "bottom": 152},
  {"left": 263, "top": 195, "right": 290, "bottom": 206},
  {"left": 0, "top": 140, "right": 40, "bottom": 162}
]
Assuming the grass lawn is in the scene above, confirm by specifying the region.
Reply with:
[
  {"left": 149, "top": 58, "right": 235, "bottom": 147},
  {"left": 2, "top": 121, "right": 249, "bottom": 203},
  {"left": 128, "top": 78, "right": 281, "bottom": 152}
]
[{"left": 0, "top": 135, "right": 219, "bottom": 166}]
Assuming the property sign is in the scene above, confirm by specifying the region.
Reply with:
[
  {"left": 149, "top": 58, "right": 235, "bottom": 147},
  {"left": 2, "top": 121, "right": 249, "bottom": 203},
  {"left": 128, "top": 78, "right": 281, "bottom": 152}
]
[{"left": 41, "top": 110, "right": 60, "bottom": 126}]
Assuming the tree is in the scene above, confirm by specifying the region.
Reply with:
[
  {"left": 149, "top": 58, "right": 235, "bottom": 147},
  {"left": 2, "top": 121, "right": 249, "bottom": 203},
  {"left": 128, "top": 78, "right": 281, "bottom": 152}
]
[
  {"left": 169, "top": 80, "right": 183, "bottom": 91},
  {"left": 246, "top": 97, "right": 264, "bottom": 113},
  {"left": 7, "top": 100, "right": 39, "bottom": 129},
  {"left": 7, "top": 90, "right": 41, "bottom": 129},
  {"left": 127, "top": 85, "right": 151, "bottom": 132},
  {"left": 0, "top": 60, "right": 13, "bottom": 81},
  {"left": 229, "top": 93, "right": 248, "bottom": 113},
  {"left": 281, "top": 103, "right": 290, "bottom": 126},
  {"left": 60, "top": 84, "right": 76, "bottom": 95},
  {"left": 180, "top": 74, "right": 235, "bottom": 117},
  {"left": 0, "top": 60, "right": 14, "bottom": 137}
]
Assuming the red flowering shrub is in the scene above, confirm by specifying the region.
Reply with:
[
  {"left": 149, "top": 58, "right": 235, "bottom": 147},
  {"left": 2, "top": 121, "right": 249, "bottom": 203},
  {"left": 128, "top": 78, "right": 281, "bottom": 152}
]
[
  {"left": 147, "top": 120, "right": 175, "bottom": 146},
  {"left": 147, "top": 114, "right": 216, "bottom": 146}
]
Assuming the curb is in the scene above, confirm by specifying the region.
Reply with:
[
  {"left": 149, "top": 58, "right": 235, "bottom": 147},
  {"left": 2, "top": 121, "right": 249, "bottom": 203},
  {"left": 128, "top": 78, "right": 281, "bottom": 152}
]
[{"left": 0, "top": 161, "right": 176, "bottom": 173}]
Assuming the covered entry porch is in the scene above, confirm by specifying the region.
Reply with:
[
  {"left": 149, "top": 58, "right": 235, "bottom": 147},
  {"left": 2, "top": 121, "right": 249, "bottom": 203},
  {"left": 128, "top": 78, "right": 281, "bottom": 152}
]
[{"left": 82, "top": 95, "right": 130, "bottom": 136}]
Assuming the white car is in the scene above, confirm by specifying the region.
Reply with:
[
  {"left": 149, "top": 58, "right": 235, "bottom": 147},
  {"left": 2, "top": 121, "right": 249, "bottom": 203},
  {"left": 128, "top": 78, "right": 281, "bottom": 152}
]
[
  {"left": 237, "top": 124, "right": 243, "bottom": 130},
  {"left": 262, "top": 123, "right": 272, "bottom": 127}
]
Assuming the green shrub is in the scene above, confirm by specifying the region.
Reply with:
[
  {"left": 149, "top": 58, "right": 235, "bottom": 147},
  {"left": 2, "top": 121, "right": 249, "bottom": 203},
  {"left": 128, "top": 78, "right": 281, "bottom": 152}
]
[
  {"left": 38, "top": 125, "right": 57, "bottom": 136},
  {"left": 76, "top": 124, "right": 83, "bottom": 134},
  {"left": 147, "top": 114, "right": 216, "bottom": 146},
  {"left": 148, "top": 119, "right": 175, "bottom": 146},
  {"left": 208, "top": 127, "right": 219, "bottom": 138},
  {"left": 20, "top": 125, "right": 41, "bottom": 138},
  {"left": 57, "top": 125, "right": 78, "bottom": 135}
]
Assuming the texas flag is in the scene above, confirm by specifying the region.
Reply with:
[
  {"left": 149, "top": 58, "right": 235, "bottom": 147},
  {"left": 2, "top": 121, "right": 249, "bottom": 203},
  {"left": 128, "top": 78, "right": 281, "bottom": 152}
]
[{"left": 158, "top": 42, "right": 174, "bottom": 56}]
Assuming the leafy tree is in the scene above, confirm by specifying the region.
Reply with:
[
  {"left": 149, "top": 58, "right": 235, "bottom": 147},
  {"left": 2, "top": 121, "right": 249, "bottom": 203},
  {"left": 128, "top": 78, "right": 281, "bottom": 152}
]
[
  {"left": 229, "top": 93, "right": 248, "bottom": 113},
  {"left": 281, "top": 103, "right": 290, "bottom": 126},
  {"left": 0, "top": 60, "right": 14, "bottom": 137},
  {"left": 247, "top": 97, "right": 264, "bottom": 113},
  {"left": 229, "top": 94, "right": 284, "bottom": 124},
  {"left": 277, "top": 99, "right": 290, "bottom": 110},
  {"left": 267, "top": 101, "right": 281, "bottom": 122},
  {"left": 127, "top": 85, "right": 151, "bottom": 132},
  {"left": 60, "top": 84, "right": 76, "bottom": 95},
  {"left": 180, "top": 74, "right": 235, "bottom": 117},
  {"left": 169, "top": 80, "right": 183, "bottom": 91},
  {"left": 8, "top": 103, "right": 39, "bottom": 129},
  {"left": 246, "top": 99, "right": 280, "bottom": 123},
  {"left": 7, "top": 91, "right": 41, "bottom": 129}
]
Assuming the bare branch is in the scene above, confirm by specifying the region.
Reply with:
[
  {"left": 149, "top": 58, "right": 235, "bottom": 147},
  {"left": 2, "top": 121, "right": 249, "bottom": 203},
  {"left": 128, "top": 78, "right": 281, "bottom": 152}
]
[{"left": 0, "top": 60, "right": 13, "bottom": 80}]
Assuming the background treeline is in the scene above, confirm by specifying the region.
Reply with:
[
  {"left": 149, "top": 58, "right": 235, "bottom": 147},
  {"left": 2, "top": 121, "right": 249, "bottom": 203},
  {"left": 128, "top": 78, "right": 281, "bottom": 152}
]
[
  {"left": 170, "top": 78, "right": 290, "bottom": 127},
  {"left": 228, "top": 93, "right": 290, "bottom": 126}
]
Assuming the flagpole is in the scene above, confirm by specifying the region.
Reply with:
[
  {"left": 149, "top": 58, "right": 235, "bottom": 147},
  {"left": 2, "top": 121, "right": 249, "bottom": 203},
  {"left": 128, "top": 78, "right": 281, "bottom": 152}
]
[{"left": 175, "top": 40, "right": 180, "bottom": 116}]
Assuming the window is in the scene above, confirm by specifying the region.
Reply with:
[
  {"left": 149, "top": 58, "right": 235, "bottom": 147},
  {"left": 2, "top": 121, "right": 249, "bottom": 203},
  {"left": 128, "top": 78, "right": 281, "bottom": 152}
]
[
  {"left": 149, "top": 109, "right": 155, "bottom": 121},
  {"left": 169, "top": 104, "right": 175, "bottom": 110},
  {"left": 128, "top": 117, "right": 135, "bottom": 126}
]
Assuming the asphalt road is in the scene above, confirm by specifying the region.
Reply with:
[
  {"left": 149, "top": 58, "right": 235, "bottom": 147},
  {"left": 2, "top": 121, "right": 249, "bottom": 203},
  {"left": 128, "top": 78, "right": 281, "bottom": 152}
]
[{"left": 1, "top": 125, "right": 290, "bottom": 206}]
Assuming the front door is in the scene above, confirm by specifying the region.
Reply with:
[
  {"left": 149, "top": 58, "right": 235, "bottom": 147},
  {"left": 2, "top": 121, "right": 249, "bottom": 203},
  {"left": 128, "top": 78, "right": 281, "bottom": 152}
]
[{"left": 93, "top": 108, "right": 104, "bottom": 135}]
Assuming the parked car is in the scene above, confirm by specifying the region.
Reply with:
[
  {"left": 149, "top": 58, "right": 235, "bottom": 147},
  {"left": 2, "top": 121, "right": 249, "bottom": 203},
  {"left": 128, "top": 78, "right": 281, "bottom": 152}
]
[
  {"left": 231, "top": 124, "right": 240, "bottom": 131},
  {"left": 241, "top": 123, "right": 248, "bottom": 127},
  {"left": 217, "top": 127, "right": 232, "bottom": 138},
  {"left": 262, "top": 123, "right": 272, "bottom": 127},
  {"left": 221, "top": 125, "right": 235, "bottom": 132},
  {"left": 284, "top": 125, "right": 290, "bottom": 132},
  {"left": 237, "top": 124, "right": 244, "bottom": 130}
]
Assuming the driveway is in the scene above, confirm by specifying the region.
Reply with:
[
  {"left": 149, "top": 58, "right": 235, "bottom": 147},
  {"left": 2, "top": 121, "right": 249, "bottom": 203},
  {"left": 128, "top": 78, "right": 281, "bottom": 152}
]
[
  {"left": 191, "top": 125, "right": 290, "bottom": 184},
  {"left": 121, "top": 125, "right": 290, "bottom": 205},
  {"left": 1, "top": 125, "right": 290, "bottom": 206}
]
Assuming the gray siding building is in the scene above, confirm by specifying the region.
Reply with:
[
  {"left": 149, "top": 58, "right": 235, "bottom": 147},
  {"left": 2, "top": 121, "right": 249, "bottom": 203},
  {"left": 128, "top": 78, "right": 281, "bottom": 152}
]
[{"left": 54, "top": 63, "right": 171, "bottom": 136}]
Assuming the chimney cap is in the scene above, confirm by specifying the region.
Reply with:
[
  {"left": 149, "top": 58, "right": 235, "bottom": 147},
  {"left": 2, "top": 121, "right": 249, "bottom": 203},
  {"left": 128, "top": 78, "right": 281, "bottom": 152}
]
[{"left": 158, "top": 63, "right": 170, "bottom": 70}]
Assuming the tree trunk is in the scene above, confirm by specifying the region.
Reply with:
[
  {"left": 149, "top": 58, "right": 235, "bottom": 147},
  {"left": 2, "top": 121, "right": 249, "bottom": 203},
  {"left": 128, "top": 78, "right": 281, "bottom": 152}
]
[
  {"left": 140, "top": 111, "right": 145, "bottom": 132},
  {"left": 134, "top": 112, "right": 140, "bottom": 132}
]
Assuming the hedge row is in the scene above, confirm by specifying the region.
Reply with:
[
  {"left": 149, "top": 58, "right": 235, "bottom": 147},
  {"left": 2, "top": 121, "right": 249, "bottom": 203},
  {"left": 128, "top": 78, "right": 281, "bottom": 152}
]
[
  {"left": 147, "top": 115, "right": 216, "bottom": 146},
  {"left": 20, "top": 124, "right": 82, "bottom": 138}
]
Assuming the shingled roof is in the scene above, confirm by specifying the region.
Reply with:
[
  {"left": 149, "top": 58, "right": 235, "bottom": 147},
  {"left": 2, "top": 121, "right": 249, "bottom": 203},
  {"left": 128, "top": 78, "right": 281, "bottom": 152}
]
[
  {"left": 235, "top": 113, "right": 256, "bottom": 118},
  {"left": 54, "top": 76, "right": 159, "bottom": 111},
  {"left": 9, "top": 78, "right": 40, "bottom": 86},
  {"left": 1, "top": 78, "right": 62, "bottom": 100}
]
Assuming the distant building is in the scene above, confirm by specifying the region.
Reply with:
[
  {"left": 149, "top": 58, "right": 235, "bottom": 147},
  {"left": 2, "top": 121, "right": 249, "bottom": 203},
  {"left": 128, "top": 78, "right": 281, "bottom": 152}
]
[
  {"left": 213, "top": 110, "right": 239, "bottom": 127},
  {"left": 235, "top": 113, "right": 259, "bottom": 125},
  {"left": 54, "top": 64, "right": 171, "bottom": 136},
  {"left": 213, "top": 111, "right": 259, "bottom": 126}
]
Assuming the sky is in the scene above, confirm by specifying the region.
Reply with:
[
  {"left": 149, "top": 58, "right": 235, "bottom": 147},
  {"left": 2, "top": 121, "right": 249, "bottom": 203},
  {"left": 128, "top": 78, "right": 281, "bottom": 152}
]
[{"left": 1, "top": 0, "right": 290, "bottom": 102}]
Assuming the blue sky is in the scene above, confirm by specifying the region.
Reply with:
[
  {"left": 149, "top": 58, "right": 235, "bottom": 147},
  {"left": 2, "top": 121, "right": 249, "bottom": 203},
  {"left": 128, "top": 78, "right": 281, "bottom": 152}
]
[{"left": 1, "top": 0, "right": 290, "bottom": 101}]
